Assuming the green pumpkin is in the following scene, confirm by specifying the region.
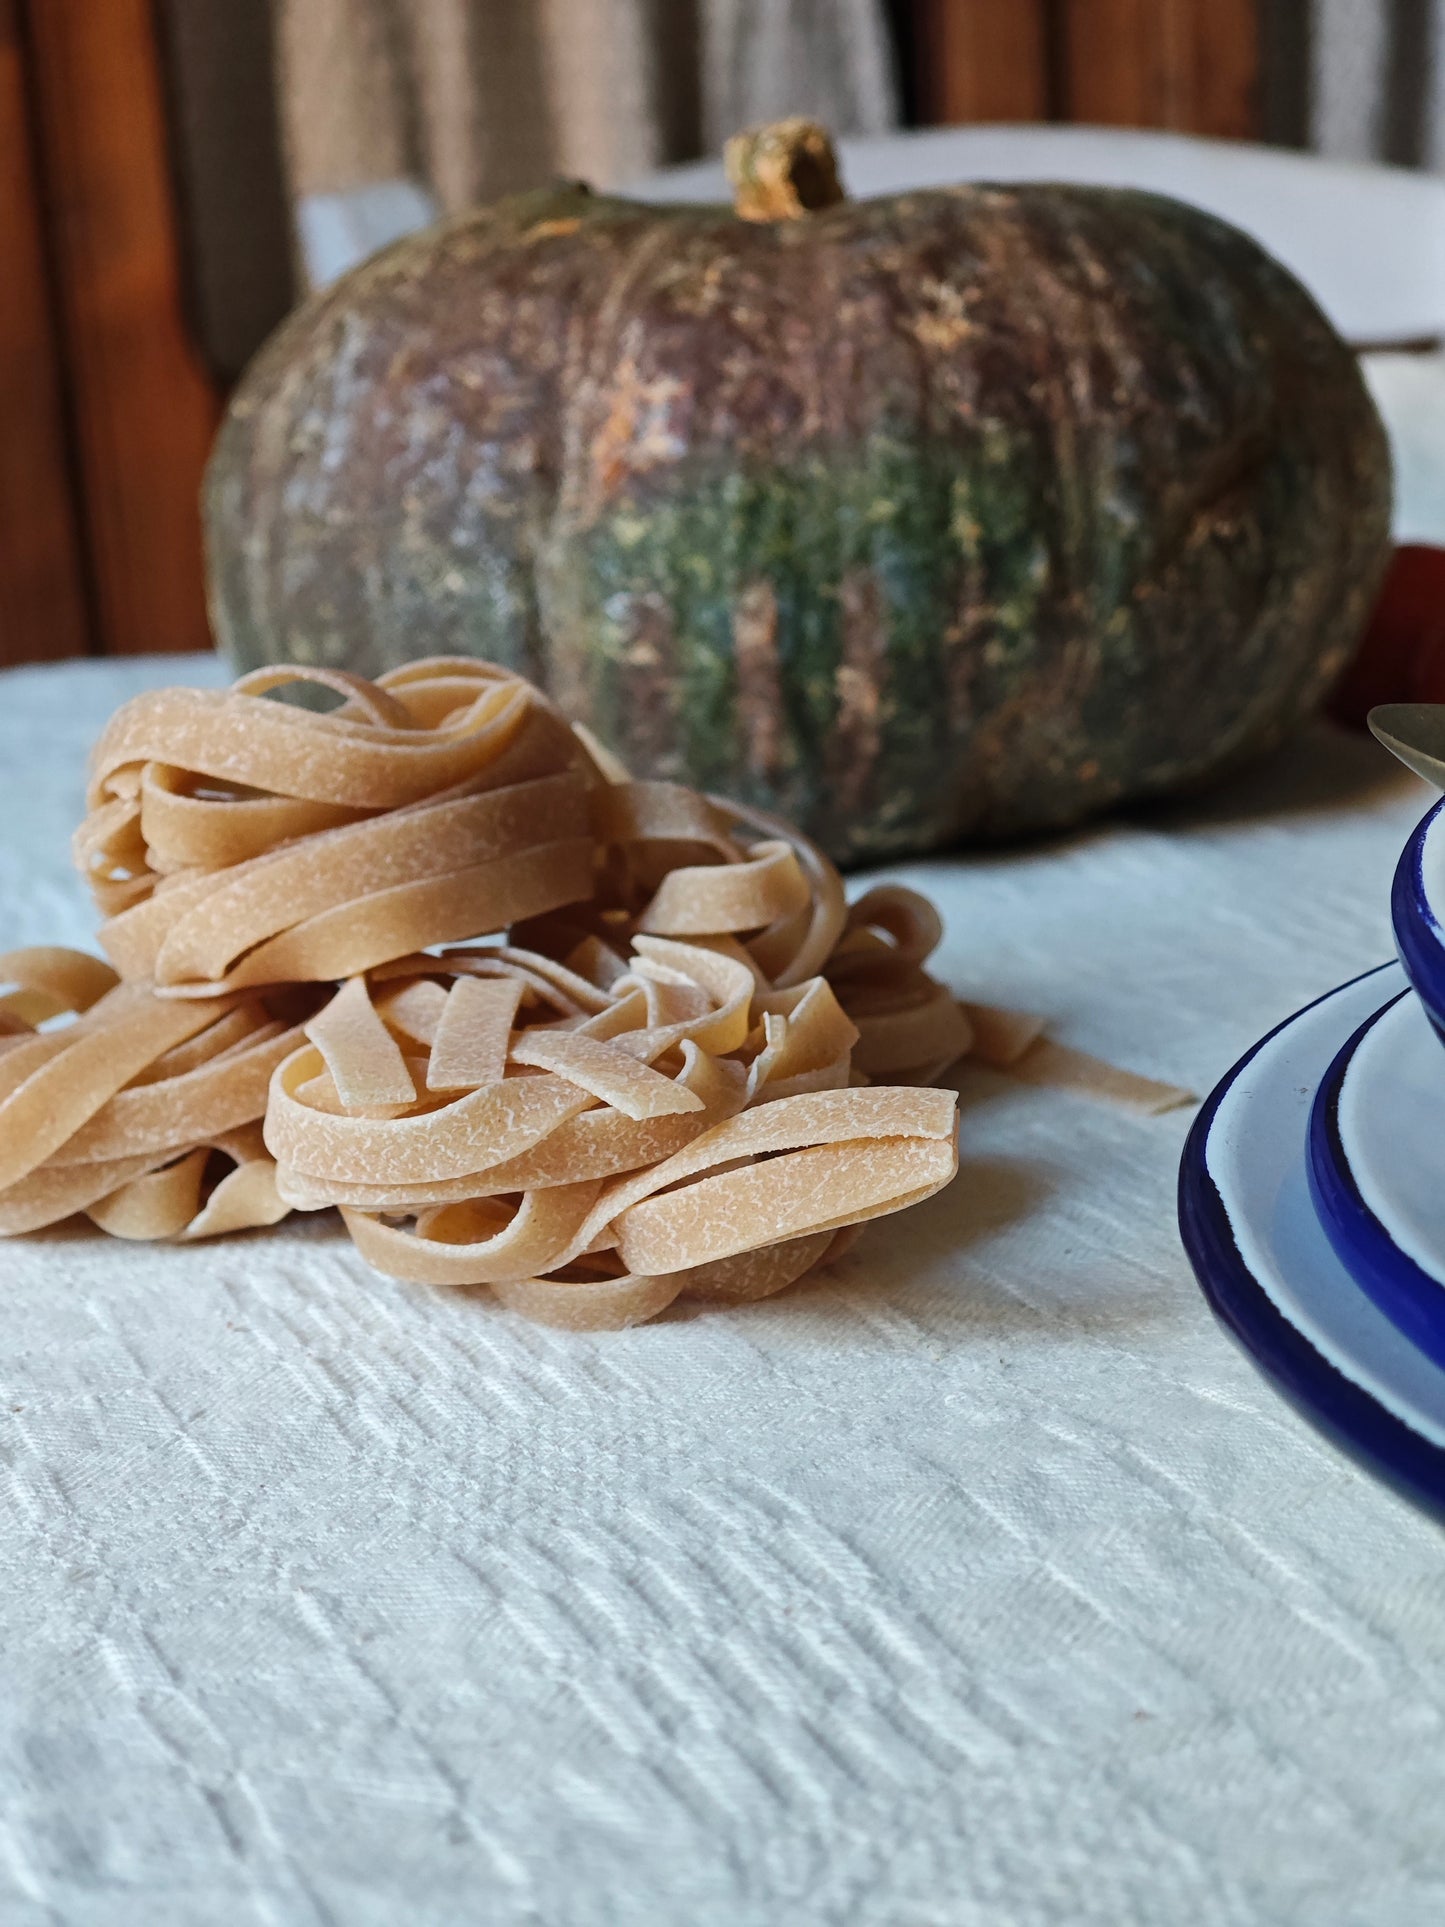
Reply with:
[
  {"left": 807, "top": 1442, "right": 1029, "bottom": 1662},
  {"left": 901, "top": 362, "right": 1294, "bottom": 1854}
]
[{"left": 205, "top": 121, "right": 1391, "bottom": 863}]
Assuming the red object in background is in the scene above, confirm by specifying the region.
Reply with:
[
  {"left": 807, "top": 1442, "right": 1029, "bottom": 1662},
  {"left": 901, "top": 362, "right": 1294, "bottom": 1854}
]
[{"left": 1330, "top": 545, "right": 1445, "bottom": 727}]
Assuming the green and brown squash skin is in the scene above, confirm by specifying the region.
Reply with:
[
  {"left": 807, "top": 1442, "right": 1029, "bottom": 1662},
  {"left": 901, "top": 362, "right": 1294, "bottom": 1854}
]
[{"left": 206, "top": 173, "right": 1392, "bottom": 864}]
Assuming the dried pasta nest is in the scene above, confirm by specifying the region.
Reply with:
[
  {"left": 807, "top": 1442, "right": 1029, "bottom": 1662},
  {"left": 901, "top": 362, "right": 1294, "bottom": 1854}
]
[
  {"left": 0, "top": 654, "right": 1033, "bottom": 1327},
  {"left": 268, "top": 943, "right": 960, "bottom": 1329}
]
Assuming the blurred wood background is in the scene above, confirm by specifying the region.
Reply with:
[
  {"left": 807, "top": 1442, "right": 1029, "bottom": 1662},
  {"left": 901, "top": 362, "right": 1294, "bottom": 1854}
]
[
  {"left": 0, "top": 0, "right": 1403, "bottom": 669},
  {"left": 905, "top": 0, "right": 1259, "bottom": 133},
  {"left": 1, "top": 0, "right": 291, "bottom": 669}
]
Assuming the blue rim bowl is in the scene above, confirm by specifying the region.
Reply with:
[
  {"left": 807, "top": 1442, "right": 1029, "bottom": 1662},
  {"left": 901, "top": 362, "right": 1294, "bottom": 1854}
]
[
  {"left": 1391, "top": 797, "right": 1445, "bottom": 1041},
  {"left": 1306, "top": 989, "right": 1445, "bottom": 1367}
]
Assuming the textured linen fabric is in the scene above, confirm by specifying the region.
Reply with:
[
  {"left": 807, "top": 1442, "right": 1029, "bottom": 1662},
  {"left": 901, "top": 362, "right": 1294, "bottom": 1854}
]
[{"left": 3, "top": 657, "right": 1445, "bottom": 1927}]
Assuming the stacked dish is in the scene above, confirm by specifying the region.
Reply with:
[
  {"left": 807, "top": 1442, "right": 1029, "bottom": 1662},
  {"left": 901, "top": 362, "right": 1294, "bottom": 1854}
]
[{"left": 1180, "top": 774, "right": 1445, "bottom": 1517}]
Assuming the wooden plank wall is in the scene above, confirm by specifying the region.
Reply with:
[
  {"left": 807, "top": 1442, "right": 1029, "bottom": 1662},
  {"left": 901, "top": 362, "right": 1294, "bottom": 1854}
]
[
  {"left": 916, "top": 0, "right": 1055, "bottom": 123},
  {"left": 24, "top": 0, "right": 219, "bottom": 658},
  {"left": 1058, "top": 0, "right": 1260, "bottom": 137},
  {"left": 914, "top": 0, "right": 1261, "bottom": 138},
  {"left": 3, "top": 0, "right": 218, "bottom": 670},
  {"left": 0, "top": 0, "right": 91, "bottom": 663}
]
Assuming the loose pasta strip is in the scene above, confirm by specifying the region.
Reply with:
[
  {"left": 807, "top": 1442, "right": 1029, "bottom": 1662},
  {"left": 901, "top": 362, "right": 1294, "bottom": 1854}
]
[
  {"left": 306, "top": 975, "right": 416, "bottom": 1111},
  {"left": 0, "top": 947, "right": 310, "bottom": 1239},
  {"left": 86, "top": 1127, "right": 287, "bottom": 1243},
  {"left": 425, "top": 975, "right": 523, "bottom": 1091},
  {"left": 0, "top": 946, "right": 118, "bottom": 1027},
  {"left": 509, "top": 1030, "right": 706, "bottom": 1118},
  {"left": 747, "top": 978, "right": 858, "bottom": 1102}
]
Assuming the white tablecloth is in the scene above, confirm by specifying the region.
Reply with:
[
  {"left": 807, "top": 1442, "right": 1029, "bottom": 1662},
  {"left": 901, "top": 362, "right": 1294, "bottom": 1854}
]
[{"left": 4, "top": 656, "right": 1444, "bottom": 1927}]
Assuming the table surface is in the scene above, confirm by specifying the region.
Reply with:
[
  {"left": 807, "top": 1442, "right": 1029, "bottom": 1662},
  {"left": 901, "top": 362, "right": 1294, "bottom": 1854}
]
[{"left": 4, "top": 656, "right": 1445, "bottom": 1927}]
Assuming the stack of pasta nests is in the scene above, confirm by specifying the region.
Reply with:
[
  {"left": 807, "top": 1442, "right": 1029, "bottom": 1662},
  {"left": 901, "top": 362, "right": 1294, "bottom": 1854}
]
[{"left": 0, "top": 659, "right": 1015, "bottom": 1328}]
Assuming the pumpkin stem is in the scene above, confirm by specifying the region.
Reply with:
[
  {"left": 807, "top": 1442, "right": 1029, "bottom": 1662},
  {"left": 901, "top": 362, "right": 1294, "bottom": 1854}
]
[{"left": 725, "top": 119, "right": 846, "bottom": 222}]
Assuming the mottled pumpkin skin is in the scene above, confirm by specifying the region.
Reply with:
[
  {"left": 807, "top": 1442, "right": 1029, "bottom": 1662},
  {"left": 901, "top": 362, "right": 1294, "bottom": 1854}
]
[{"left": 206, "top": 180, "right": 1391, "bottom": 862}]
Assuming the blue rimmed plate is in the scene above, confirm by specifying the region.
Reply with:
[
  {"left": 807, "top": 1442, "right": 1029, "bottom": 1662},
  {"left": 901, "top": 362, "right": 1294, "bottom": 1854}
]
[
  {"left": 1179, "top": 961, "right": 1445, "bottom": 1520},
  {"left": 1392, "top": 799, "right": 1445, "bottom": 1040},
  {"left": 1309, "top": 987, "right": 1445, "bottom": 1364}
]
